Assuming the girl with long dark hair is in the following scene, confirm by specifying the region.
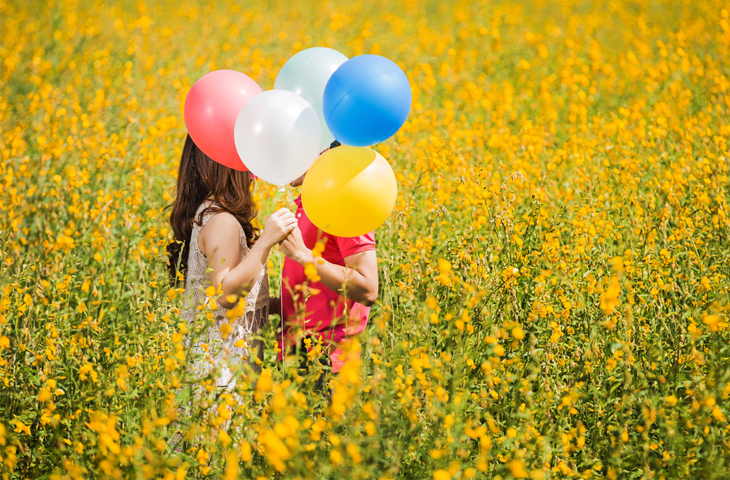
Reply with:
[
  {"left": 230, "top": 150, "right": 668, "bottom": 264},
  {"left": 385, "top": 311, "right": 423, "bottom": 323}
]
[{"left": 167, "top": 134, "right": 295, "bottom": 388}]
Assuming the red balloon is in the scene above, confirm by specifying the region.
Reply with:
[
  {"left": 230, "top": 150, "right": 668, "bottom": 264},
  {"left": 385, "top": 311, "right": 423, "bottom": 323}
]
[{"left": 184, "top": 70, "right": 262, "bottom": 170}]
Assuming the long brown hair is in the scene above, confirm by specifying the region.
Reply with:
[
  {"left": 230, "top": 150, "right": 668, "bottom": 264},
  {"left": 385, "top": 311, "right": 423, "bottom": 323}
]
[{"left": 167, "top": 134, "right": 258, "bottom": 283}]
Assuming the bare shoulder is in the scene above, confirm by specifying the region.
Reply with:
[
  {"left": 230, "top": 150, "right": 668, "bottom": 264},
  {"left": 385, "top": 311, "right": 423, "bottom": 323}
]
[
  {"left": 203, "top": 210, "right": 240, "bottom": 231},
  {"left": 199, "top": 211, "right": 241, "bottom": 256}
]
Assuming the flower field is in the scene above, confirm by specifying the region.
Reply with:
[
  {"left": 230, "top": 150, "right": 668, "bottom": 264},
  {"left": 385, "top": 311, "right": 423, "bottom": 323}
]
[{"left": 2, "top": 0, "right": 730, "bottom": 478}]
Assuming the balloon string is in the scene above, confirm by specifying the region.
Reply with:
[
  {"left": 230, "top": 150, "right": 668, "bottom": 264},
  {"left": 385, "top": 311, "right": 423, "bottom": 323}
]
[
  {"left": 277, "top": 184, "right": 286, "bottom": 370},
  {"left": 280, "top": 273, "right": 285, "bottom": 371},
  {"left": 276, "top": 184, "right": 297, "bottom": 370},
  {"left": 275, "top": 184, "right": 297, "bottom": 210},
  {"left": 285, "top": 184, "right": 296, "bottom": 207}
]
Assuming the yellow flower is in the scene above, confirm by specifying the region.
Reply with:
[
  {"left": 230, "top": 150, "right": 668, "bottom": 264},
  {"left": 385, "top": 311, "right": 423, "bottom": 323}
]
[
  {"left": 241, "top": 440, "right": 253, "bottom": 462},
  {"left": 702, "top": 315, "right": 720, "bottom": 332},
  {"left": 434, "top": 470, "right": 451, "bottom": 480},
  {"left": 512, "top": 326, "right": 525, "bottom": 340},
  {"left": 437, "top": 259, "right": 452, "bottom": 286},
  {"left": 79, "top": 364, "right": 98, "bottom": 382},
  {"left": 223, "top": 450, "right": 238, "bottom": 480},
  {"left": 330, "top": 449, "right": 343, "bottom": 465},
  {"left": 260, "top": 429, "right": 290, "bottom": 472},
  {"left": 255, "top": 368, "right": 273, "bottom": 402},
  {"left": 218, "top": 430, "right": 231, "bottom": 448},
  {"left": 507, "top": 459, "right": 528, "bottom": 478},
  {"left": 501, "top": 266, "right": 519, "bottom": 283},
  {"left": 600, "top": 277, "right": 621, "bottom": 315},
  {"left": 712, "top": 407, "right": 726, "bottom": 422},
  {"left": 312, "top": 240, "right": 325, "bottom": 257},
  {"left": 13, "top": 421, "right": 31, "bottom": 436},
  {"left": 444, "top": 414, "right": 455, "bottom": 427},
  {"left": 426, "top": 296, "right": 439, "bottom": 310},
  {"left": 219, "top": 322, "right": 232, "bottom": 339},
  {"left": 304, "top": 262, "right": 320, "bottom": 283},
  {"left": 38, "top": 388, "right": 52, "bottom": 403}
]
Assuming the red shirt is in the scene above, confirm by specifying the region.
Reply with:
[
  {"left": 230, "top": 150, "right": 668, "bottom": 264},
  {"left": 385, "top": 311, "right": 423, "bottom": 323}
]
[{"left": 280, "top": 196, "right": 375, "bottom": 372}]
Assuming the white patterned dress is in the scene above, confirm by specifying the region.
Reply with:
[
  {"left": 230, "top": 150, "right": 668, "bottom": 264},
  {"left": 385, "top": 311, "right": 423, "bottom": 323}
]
[{"left": 182, "top": 201, "right": 269, "bottom": 389}]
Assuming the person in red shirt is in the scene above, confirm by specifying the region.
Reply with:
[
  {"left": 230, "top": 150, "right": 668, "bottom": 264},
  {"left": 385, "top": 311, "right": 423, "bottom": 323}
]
[{"left": 277, "top": 142, "right": 379, "bottom": 374}]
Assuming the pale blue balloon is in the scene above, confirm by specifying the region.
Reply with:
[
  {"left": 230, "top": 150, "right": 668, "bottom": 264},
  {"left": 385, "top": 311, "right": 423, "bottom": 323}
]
[{"left": 274, "top": 47, "right": 348, "bottom": 151}]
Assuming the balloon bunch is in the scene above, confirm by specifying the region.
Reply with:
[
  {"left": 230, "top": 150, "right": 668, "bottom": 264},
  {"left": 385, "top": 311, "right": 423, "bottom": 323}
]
[{"left": 183, "top": 48, "right": 411, "bottom": 237}]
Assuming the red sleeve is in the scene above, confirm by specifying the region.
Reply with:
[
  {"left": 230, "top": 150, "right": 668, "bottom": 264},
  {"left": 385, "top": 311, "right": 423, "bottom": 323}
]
[{"left": 334, "top": 231, "right": 376, "bottom": 259}]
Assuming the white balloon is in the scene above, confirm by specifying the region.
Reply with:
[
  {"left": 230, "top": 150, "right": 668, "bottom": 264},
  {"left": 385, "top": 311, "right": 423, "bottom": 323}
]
[{"left": 234, "top": 90, "right": 321, "bottom": 186}]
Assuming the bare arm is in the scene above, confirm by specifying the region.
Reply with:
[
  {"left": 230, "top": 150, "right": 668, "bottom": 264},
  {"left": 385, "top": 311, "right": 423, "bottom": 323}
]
[
  {"left": 280, "top": 227, "right": 378, "bottom": 306},
  {"left": 200, "top": 209, "right": 297, "bottom": 309}
]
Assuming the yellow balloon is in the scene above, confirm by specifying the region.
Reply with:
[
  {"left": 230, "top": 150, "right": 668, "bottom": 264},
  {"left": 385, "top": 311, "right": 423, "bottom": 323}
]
[{"left": 302, "top": 146, "right": 397, "bottom": 237}]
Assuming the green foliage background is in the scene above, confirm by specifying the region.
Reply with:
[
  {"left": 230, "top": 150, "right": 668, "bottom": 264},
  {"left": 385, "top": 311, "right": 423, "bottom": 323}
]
[{"left": 1, "top": 0, "right": 729, "bottom": 478}]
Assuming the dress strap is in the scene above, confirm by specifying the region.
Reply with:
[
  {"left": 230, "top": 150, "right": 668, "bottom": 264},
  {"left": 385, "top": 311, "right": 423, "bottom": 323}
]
[{"left": 195, "top": 201, "right": 217, "bottom": 228}]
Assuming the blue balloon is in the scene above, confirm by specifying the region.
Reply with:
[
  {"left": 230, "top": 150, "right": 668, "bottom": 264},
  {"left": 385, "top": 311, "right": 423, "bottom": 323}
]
[{"left": 323, "top": 55, "right": 411, "bottom": 147}]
